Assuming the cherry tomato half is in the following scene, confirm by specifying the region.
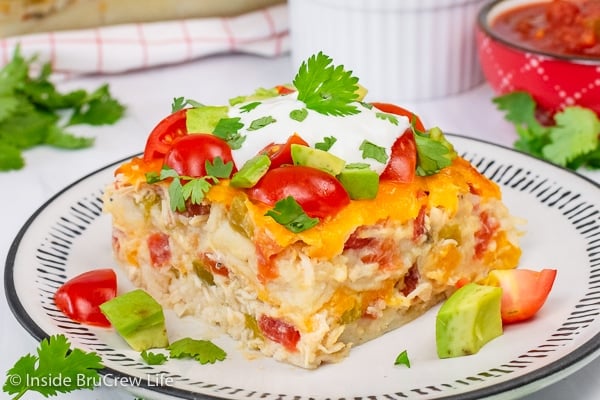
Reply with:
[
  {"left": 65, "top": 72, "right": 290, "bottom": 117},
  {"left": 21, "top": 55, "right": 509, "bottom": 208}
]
[
  {"left": 143, "top": 109, "right": 188, "bottom": 162},
  {"left": 487, "top": 268, "right": 557, "bottom": 324},
  {"left": 54, "top": 269, "right": 117, "bottom": 327},
  {"left": 164, "top": 133, "right": 237, "bottom": 178},
  {"left": 372, "top": 103, "right": 422, "bottom": 183},
  {"left": 260, "top": 134, "right": 309, "bottom": 169},
  {"left": 247, "top": 165, "right": 350, "bottom": 219}
]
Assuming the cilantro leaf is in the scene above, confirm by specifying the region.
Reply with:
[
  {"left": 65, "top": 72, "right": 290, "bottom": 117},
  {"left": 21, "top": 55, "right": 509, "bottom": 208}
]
[
  {"left": 414, "top": 127, "right": 456, "bottom": 176},
  {"left": 168, "top": 338, "right": 226, "bottom": 365},
  {"left": 66, "top": 84, "right": 125, "bottom": 126},
  {"left": 394, "top": 350, "right": 411, "bottom": 367},
  {"left": 293, "top": 52, "right": 360, "bottom": 116},
  {"left": 205, "top": 157, "right": 234, "bottom": 178},
  {"left": 290, "top": 108, "right": 308, "bottom": 122},
  {"left": 315, "top": 136, "right": 337, "bottom": 151},
  {"left": 140, "top": 350, "right": 168, "bottom": 365},
  {"left": 239, "top": 101, "right": 261, "bottom": 113},
  {"left": 0, "top": 46, "right": 125, "bottom": 171},
  {"left": 359, "top": 140, "right": 388, "bottom": 163},
  {"left": 265, "top": 196, "right": 319, "bottom": 233},
  {"left": 493, "top": 91, "right": 600, "bottom": 170},
  {"left": 542, "top": 106, "right": 600, "bottom": 167},
  {"left": 213, "top": 117, "right": 245, "bottom": 149},
  {"left": 0, "top": 143, "right": 24, "bottom": 171},
  {"left": 171, "top": 97, "right": 203, "bottom": 112},
  {"left": 248, "top": 116, "right": 276, "bottom": 131},
  {"left": 376, "top": 112, "right": 399, "bottom": 125},
  {"left": 3, "top": 334, "right": 102, "bottom": 398},
  {"left": 149, "top": 166, "right": 219, "bottom": 212}
]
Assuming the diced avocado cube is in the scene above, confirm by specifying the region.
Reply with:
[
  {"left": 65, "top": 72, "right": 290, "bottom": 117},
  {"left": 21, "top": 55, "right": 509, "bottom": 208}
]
[
  {"left": 291, "top": 144, "right": 345, "bottom": 175},
  {"left": 337, "top": 165, "right": 379, "bottom": 199},
  {"left": 230, "top": 154, "right": 271, "bottom": 188},
  {"left": 186, "top": 106, "right": 228, "bottom": 133},
  {"left": 436, "top": 283, "right": 503, "bottom": 359},
  {"left": 100, "top": 289, "right": 169, "bottom": 351}
]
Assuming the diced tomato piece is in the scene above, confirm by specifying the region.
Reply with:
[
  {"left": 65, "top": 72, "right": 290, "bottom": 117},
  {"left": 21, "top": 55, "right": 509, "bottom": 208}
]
[
  {"left": 474, "top": 211, "right": 500, "bottom": 258},
  {"left": 54, "top": 269, "right": 117, "bottom": 327},
  {"left": 258, "top": 315, "right": 301, "bottom": 351},
  {"left": 487, "top": 268, "right": 557, "bottom": 324},
  {"left": 147, "top": 232, "right": 171, "bottom": 267},
  {"left": 200, "top": 252, "right": 229, "bottom": 278}
]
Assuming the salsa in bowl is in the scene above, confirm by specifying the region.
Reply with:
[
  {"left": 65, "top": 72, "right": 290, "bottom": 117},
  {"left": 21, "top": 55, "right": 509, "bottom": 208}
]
[{"left": 477, "top": 0, "right": 600, "bottom": 117}]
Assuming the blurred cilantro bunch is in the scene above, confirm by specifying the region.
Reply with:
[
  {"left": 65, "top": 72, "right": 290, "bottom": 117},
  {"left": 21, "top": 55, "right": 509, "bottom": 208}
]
[
  {"left": 0, "top": 46, "right": 126, "bottom": 171},
  {"left": 494, "top": 91, "right": 600, "bottom": 170}
]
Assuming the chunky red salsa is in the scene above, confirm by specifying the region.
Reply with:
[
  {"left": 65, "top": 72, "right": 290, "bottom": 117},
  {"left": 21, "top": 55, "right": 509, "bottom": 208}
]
[{"left": 491, "top": 0, "right": 600, "bottom": 58}]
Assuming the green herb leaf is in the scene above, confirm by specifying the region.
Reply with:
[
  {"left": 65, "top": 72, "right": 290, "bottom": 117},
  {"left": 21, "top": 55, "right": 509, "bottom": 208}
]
[
  {"left": 239, "top": 101, "right": 261, "bottom": 113},
  {"left": 168, "top": 176, "right": 186, "bottom": 212},
  {"left": 376, "top": 112, "right": 399, "bottom": 125},
  {"left": 248, "top": 116, "right": 276, "bottom": 131},
  {"left": 359, "top": 140, "right": 388, "bottom": 163},
  {"left": 140, "top": 350, "right": 168, "bottom": 366},
  {"left": 0, "top": 46, "right": 125, "bottom": 171},
  {"left": 265, "top": 196, "right": 319, "bottom": 233},
  {"left": 213, "top": 117, "right": 245, "bottom": 149},
  {"left": 148, "top": 166, "right": 219, "bottom": 212},
  {"left": 205, "top": 156, "right": 234, "bottom": 178},
  {"left": 66, "top": 84, "right": 125, "bottom": 126},
  {"left": 293, "top": 52, "right": 360, "bottom": 116},
  {"left": 315, "top": 136, "right": 337, "bottom": 151},
  {"left": 493, "top": 91, "right": 600, "bottom": 170},
  {"left": 3, "top": 334, "right": 103, "bottom": 398},
  {"left": 171, "top": 97, "right": 203, "bottom": 112},
  {"left": 290, "top": 108, "right": 308, "bottom": 122},
  {"left": 542, "top": 106, "right": 600, "bottom": 167},
  {"left": 168, "top": 338, "right": 227, "bottom": 365},
  {"left": 394, "top": 350, "right": 411, "bottom": 368},
  {"left": 414, "top": 126, "right": 456, "bottom": 176}
]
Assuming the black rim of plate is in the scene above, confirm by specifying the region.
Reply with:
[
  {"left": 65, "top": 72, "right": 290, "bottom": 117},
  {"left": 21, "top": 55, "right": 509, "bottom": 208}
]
[{"left": 4, "top": 134, "right": 600, "bottom": 400}]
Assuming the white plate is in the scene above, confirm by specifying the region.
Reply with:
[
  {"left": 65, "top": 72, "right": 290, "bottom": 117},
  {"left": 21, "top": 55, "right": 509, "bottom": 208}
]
[{"left": 5, "top": 135, "right": 600, "bottom": 400}]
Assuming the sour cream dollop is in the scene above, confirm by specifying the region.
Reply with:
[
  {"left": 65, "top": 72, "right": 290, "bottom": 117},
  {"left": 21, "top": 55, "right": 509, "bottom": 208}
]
[{"left": 228, "top": 94, "right": 410, "bottom": 173}]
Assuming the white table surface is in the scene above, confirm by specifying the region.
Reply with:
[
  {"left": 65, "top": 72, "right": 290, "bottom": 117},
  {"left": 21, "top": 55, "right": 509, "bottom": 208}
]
[{"left": 1, "top": 53, "right": 599, "bottom": 400}]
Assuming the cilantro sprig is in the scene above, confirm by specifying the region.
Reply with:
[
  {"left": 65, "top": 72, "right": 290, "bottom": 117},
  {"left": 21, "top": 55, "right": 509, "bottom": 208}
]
[
  {"left": 265, "top": 196, "right": 319, "bottom": 233},
  {"left": 494, "top": 91, "right": 600, "bottom": 169},
  {"left": 293, "top": 52, "right": 360, "bottom": 116},
  {"left": 3, "top": 335, "right": 103, "bottom": 399},
  {"left": 413, "top": 125, "right": 457, "bottom": 176},
  {"left": 146, "top": 159, "right": 232, "bottom": 212},
  {"left": 168, "top": 338, "right": 227, "bottom": 364},
  {"left": 0, "top": 46, "right": 125, "bottom": 171}
]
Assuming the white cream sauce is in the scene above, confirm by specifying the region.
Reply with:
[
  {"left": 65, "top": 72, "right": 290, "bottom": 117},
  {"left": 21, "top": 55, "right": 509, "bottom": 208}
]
[{"left": 228, "top": 94, "right": 410, "bottom": 173}]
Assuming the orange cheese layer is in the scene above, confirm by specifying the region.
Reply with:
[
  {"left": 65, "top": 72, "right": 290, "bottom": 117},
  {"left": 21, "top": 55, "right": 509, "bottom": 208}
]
[{"left": 118, "top": 156, "right": 501, "bottom": 260}]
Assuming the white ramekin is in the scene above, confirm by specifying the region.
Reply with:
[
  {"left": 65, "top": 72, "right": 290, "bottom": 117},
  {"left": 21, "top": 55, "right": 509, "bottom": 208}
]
[{"left": 288, "top": 0, "right": 492, "bottom": 102}]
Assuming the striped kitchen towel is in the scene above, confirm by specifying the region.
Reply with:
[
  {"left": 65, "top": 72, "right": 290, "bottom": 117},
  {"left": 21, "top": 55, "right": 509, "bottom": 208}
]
[{"left": 0, "top": 3, "right": 289, "bottom": 76}]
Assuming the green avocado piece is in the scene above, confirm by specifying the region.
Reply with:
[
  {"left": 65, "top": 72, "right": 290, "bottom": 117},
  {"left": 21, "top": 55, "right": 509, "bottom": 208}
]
[
  {"left": 100, "top": 289, "right": 169, "bottom": 351},
  {"left": 186, "top": 106, "right": 228, "bottom": 133},
  {"left": 337, "top": 165, "right": 379, "bottom": 199},
  {"left": 291, "top": 144, "right": 346, "bottom": 175},
  {"left": 436, "top": 283, "right": 503, "bottom": 359},
  {"left": 230, "top": 154, "right": 271, "bottom": 188}
]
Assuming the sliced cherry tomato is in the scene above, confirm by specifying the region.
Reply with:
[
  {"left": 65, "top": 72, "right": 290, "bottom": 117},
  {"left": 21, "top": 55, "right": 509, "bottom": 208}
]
[
  {"left": 487, "top": 268, "right": 557, "bottom": 324},
  {"left": 258, "top": 314, "right": 300, "bottom": 351},
  {"left": 371, "top": 102, "right": 425, "bottom": 131},
  {"left": 143, "top": 109, "right": 188, "bottom": 162},
  {"left": 380, "top": 127, "right": 418, "bottom": 183},
  {"left": 247, "top": 165, "right": 350, "bottom": 219},
  {"left": 259, "top": 134, "right": 309, "bottom": 169},
  {"left": 371, "top": 103, "right": 421, "bottom": 183},
  {"left": 163, "top": 133, "right": 236, "bottom": 178},
  {"left": 54, "top": 269, "right": 117, "bottom": 327}
]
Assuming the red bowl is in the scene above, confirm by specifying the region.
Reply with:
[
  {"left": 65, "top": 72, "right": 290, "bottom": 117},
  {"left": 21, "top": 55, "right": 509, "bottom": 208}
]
[{"left": 477, "top": 0, "right": 600, "bottom": 116}]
